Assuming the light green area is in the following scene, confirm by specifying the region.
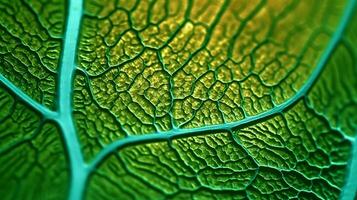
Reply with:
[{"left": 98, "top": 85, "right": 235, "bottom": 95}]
[{"left": 0, "top": 0, "right": 356, "bottom": 200}]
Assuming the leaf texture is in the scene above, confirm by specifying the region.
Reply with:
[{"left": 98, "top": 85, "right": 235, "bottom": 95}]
[{"left": 0, "top": 0, "right": 357, "bottom": 200}]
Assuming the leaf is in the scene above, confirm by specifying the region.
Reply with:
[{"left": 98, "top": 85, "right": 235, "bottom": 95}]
[
  {"left": 0, "top": 0, "right": 69, "bottom": 199},
  {"left": 0, "top": 0, "right": 356, "bottom": 200}
]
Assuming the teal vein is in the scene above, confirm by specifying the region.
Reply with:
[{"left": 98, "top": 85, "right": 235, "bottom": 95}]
[
  {"left": 0, "top": 74, "right": 56, "bottom": 118},
  {"left": 0, "top": 0, "right": 356, "bottom": 199},
  {"left": 342, "top": 129, "right": 357, "bottom": 200},
  {"left": 340, "top": 1, "right": 357, "bottom": 199},
  {"left": 56, "top": 0, "right": 87, "bottom": 200},
  {"left": 89, "top": 0, "right": 357, "bottom": 182}
]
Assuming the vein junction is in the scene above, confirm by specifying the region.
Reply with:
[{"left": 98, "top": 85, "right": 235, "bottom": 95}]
[{"left": 0, "top": 0, "right": 356, "bottom": 199}]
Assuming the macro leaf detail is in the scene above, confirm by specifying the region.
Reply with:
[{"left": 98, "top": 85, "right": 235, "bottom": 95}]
[{"left": 0, "top": 0, "right": 357, "bottom": 200}]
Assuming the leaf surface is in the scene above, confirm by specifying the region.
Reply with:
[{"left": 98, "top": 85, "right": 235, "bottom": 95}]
[{"left": 0, "top": 0, "right": 357, "bottom": 199}]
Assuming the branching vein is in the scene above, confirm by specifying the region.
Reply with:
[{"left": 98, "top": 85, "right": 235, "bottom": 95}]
[{"left": 88, "top": 0, "right": 357, "bottom": 172}]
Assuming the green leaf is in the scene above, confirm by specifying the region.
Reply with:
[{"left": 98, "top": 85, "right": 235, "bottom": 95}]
[{"left": 0, "top": 0, "right": 357, "bottom": 199}]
